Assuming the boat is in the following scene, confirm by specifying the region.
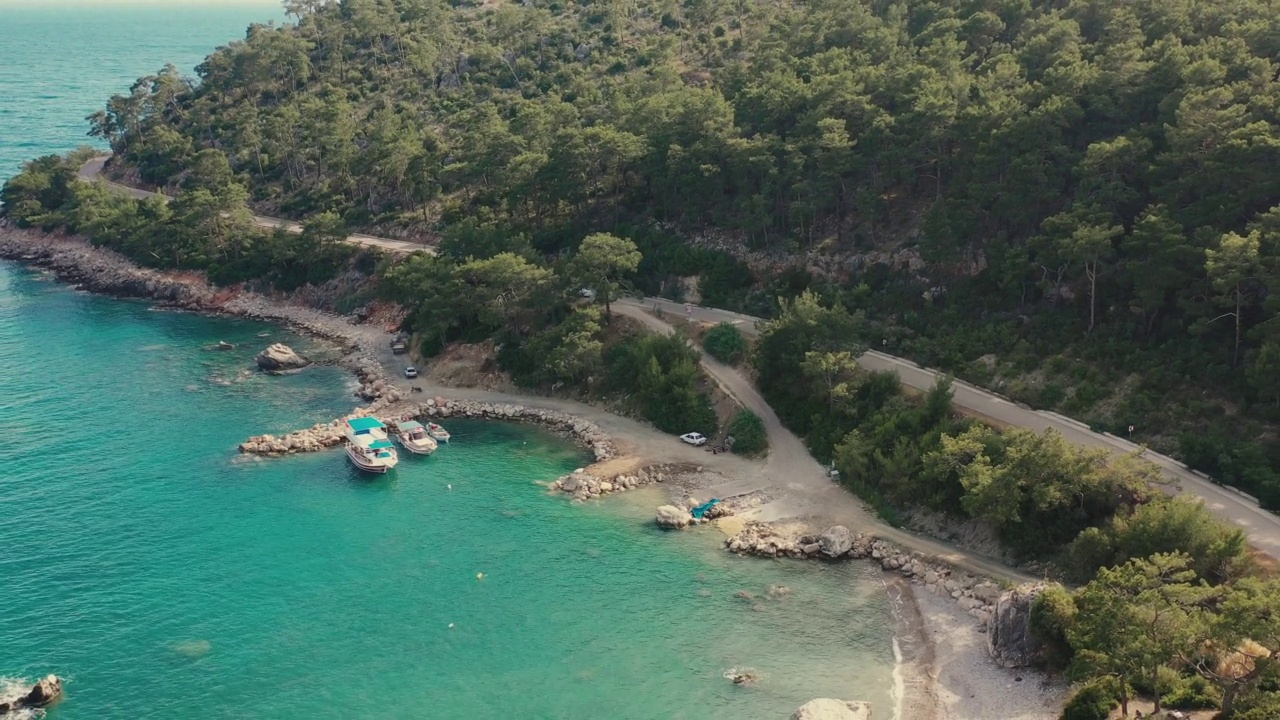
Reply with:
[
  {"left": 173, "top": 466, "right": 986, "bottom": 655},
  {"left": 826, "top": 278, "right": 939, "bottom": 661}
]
[
  {"left": 426, "top": 422, "right": 451, "bottom": 442},
  {"left": 393, "top": 420, "right": 438, "bottom": 455},
  {"left": 344, "top": 417, "right": 398, "bottom": 473}
]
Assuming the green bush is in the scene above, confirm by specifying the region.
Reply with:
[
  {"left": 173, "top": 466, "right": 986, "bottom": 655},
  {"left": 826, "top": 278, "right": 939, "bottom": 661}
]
[
  {"left": 1160, "top": 673, "right": 1221, "bottom": 710},
  {"left": 726, "top": 410, "right": 767, "bottom": 455},
  {"left": 1061, "top": 677, "right": 1120, "bottom": 720},
  {"left": 703, "top": 322, "right": 748, "bottom": 364},
  {"left": 1030, "top": 584, "right": 1077, "bottom": 670}
]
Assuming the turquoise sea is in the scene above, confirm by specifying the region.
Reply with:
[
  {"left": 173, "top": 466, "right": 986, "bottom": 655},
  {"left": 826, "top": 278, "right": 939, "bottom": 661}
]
[{"left": 0, "top": 4, "right": 896, "bottom": 718}]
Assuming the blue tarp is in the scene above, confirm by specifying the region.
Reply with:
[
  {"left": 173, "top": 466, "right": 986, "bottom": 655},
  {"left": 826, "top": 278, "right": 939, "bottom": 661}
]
[{"left": 691, "top": 498, "right": 722, "bottom": 520}]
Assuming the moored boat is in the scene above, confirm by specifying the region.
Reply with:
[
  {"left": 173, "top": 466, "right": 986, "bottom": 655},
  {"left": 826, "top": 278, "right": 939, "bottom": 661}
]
[
  {"left": 426, "top": 422, "right": 451, "bottom": 442},
  {"left": 345, "top": 417, "right": 398, "bottom": 473},
  {"left": 393, "top": 420, "right": 438, "bottom": 455}
]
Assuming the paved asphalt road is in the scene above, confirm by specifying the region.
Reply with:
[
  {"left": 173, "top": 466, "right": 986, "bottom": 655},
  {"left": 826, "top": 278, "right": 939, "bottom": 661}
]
[
  {"left": 80, "top": 155, "right": 1280, "bottom": 561},
  {"left": 618, "top": 296, "right": 1280, "bottom": 561}
]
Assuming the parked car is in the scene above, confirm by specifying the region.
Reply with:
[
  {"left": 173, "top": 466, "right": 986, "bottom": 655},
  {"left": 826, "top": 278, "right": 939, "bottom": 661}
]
[
  {"left": 579, "top": 288, "right": 596, "bottom": 299},
  {"left": 679, "top": 432, "right": 707, "bottom": 446},
  {"left": 404, "top": 366, "right": 419, "bottom": 379},
  {"left": 391, "top": 340, "right": 408, "bottom": 354}
]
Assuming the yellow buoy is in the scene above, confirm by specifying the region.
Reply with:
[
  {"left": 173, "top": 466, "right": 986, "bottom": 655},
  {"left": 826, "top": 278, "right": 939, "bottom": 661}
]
[{"left": 476, "top": 572, "right": 485, "bottom": 581}]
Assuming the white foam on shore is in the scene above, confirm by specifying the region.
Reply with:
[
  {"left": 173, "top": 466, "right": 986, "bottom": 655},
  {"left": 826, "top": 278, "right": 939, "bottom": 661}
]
[
  {"left": 0, "top": 677, "right": 39, "bottom": 719},
  {"left": 891, "top": 637, "right": 904, "bottom": 720}
]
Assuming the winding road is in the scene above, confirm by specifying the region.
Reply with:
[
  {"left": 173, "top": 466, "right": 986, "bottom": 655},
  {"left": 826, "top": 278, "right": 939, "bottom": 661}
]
[
  {"left": 617, "top": 297, "right": 1280, "bottom": 562},
  {"left": 79, "top": 156, "right": 1280, "bottom": 566}
]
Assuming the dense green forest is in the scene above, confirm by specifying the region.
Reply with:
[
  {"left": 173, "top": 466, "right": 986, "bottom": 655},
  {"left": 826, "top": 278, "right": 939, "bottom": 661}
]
[{"left": 63, "top": 0, "right": 1280, "bottom": 499}]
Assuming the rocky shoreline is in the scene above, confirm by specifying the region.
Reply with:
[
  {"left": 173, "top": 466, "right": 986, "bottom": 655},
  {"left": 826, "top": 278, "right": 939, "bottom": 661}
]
[
  {"left": 0, "top": 226, "right": 389, "bottom": 387},
  {"left": 2, "top": 225, "right": 1058, "bottom": 718}
]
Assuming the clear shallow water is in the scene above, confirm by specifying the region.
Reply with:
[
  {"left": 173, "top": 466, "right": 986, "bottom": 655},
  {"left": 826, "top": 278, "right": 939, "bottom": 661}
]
[
  {"left": 0, "top": 2, "right": 896, "bottom": 716},
  {"left": 0, "top": 264, "right": 895, "bottom": 717},
  {"left": 0, "top": 1, "right": 284, "bottom": 180}
]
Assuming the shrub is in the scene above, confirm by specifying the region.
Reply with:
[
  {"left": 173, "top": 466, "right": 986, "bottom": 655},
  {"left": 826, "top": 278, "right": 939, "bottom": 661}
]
[
  {"left": 702, "top": 322, "right": 748, "bottom": 364},
  {"left": 1160, "top": 672, "right": 1220, "bottom": 710},
  {"left": 1061, "top": 677, "right": 1120, "bottom": 720},
  {"left": 1030, "top": 584, "right": 1077, "bottom": 670},
  {"left": 726, "top": 410, "right": 767, "bottom": 455}
]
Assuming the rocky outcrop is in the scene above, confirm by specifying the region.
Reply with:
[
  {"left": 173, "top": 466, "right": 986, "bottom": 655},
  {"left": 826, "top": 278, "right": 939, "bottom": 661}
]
[
  {"left": 0, "top": 675, "right": 63, "bottom": 714},
  {"left": 655, "top": 505, "right": 691, "bottom": 529},
  {"left": 818, "top": 525, "right": 852, "bottom": 557},
  {"left": 256, "top": 343, "right": 310, "bottom": 372},
  {"left": 725, "top": 523, "right": 1002, "bottom": 630},
  {"left": 987, "top": 583, "right": 1046, "bottom": 668},
  {"left": 241, "top": 398, "right": 616, "bottom": 462},
  {"left": 790, "top": 698, "right": 872, "bottom": 720}
]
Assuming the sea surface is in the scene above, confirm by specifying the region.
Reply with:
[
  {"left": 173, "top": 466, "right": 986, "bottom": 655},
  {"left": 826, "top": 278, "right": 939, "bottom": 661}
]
[
  {"left": 0, "top": 4, "right": 895, "bottom": 718},
  {"left": 0, "top": 1, "right": 285, "bottom": 181}
]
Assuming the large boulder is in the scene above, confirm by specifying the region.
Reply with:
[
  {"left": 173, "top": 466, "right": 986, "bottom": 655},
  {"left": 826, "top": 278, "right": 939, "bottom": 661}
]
[
  {"left": 988, "top": 583, "right": 1046, "bottom": 668},
  {"left": 818, "top": 526, "right": 853, "bottom": 557},
  {"left": 790, "top": 698, "right": 872, "bottom": 720},
  {"left": 256, "top": 343, "right": 310, "bottom": 373},
  {"left": 23, "top": 675, "right": 63, "bottom": 707},
  {"left": 655, "top": 505, "right": 691, "bottom": 530}
]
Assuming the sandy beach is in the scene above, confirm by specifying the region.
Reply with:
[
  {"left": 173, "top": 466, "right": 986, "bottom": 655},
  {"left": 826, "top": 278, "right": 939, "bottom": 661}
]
[{"left": 0, "top": 225, "right": 1067, "bottom": 719}]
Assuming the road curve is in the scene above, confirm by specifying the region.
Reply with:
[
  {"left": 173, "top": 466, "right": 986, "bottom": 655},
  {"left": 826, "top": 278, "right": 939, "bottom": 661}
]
[
  {"left": 618, "top": 296, "right": 1280, "bottom": 561},
  {"left": 612, "top": 302, "right": 1038, "bottom": 583},
  {"left": 77, "top": 157, "right": 433, "bottom": 256},
  {"left": 80, "top": 155, "right": 1279, "bottom": 563}
]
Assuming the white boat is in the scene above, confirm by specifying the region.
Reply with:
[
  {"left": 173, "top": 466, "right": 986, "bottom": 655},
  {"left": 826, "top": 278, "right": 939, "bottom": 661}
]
[
  {"left": 344, "top": 417, "right": 398, "bottom": 473},
  {"left": 393, "top": 420, "right": 438, "bottom": 455},
  {"left": 427, "top": 422, "right": 450, "bottom": 443}
]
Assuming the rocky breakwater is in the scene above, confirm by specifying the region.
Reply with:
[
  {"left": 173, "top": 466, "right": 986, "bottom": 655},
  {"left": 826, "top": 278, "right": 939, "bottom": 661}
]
[
  {"left": 0, "top": 675, "right": 63, "bottom": 715},
  {"left": 726, "top": 523, "right": 1005, "bottom": 631},
  {"left": 550, "top": 466, "right": 662, "bottom": 501},
  {"left": 241, "top": 398, "right": 616, "bottom": 460}
]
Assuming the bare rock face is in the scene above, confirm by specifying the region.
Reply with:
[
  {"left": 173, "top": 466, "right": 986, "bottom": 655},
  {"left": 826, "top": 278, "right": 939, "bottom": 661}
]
[
  {"left": 256, "top": 343, "right": 310, "bottom": 373},
  {"left": 988, "top": 583, "right": 1046, "bottom": 668},
  {"left": 818, "top": 525, "right": 853, "bottom": 557},
  {"left": 23, "top": 675, "right": 63, "bottom": 707},
  {"left": 790, "top": 698, "right": 873, "bottom": 720},
  {"left": 655, "top": 505, "right": 691, "bottom": 529}
]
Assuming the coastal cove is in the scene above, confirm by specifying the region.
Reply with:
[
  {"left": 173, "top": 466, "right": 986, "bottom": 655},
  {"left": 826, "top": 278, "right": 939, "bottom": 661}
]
[{"left": 0, "top": 258, "right": 897, "bottom": 718}]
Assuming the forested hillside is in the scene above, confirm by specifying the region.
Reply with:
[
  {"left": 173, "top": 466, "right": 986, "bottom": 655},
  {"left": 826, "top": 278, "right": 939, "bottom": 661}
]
[{"left": 36, "top": 0, "right": 1280, "bottom": 496}]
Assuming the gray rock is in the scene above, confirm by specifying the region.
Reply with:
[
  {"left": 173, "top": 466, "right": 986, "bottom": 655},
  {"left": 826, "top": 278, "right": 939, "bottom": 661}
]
[
  {"left": 655, "top": 505, "right": 691, "bottom": 529},
  {"left": 818, "top": 525, "right": 853, "bottom": 557},
  {"left": 988, "top": 583, "right": 1046, "bottom": 668},
  {"left": 790, "top": 698, "right": 873, "bottom": 720},
  {"left": 256, "top": 343, "right": 310, "bottom": 372},
  {"left": 22, "top": 675, "right": 63, "bottom": 708}
]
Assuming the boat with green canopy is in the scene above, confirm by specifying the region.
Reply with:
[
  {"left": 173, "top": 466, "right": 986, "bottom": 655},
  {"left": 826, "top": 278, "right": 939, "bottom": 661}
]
[
  {"left": 344, "top": 417, "right": 399, "bottom": 473},
  {"left": 392, "top": 419, "right": 438, "bottom": 456}
]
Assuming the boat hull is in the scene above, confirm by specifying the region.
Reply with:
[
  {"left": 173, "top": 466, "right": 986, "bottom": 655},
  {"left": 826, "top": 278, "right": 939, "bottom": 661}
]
[
  {"left": 396, "top": 437, "right": 436, "bottom": 455},
  {"left": 345, "top": 445, "right": 397, "bottom": 473}
]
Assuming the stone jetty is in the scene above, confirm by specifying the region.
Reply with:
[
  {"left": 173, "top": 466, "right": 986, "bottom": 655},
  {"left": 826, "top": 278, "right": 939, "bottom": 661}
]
[
  {"left": 240, "top": 398, "right": 616, "bottom": 461},
  {"left": 547, "top": 464, "right": 678, "bottom": 501},
  {"left": 725, "top": 522, "right": 1008, "bottom": 634}
]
